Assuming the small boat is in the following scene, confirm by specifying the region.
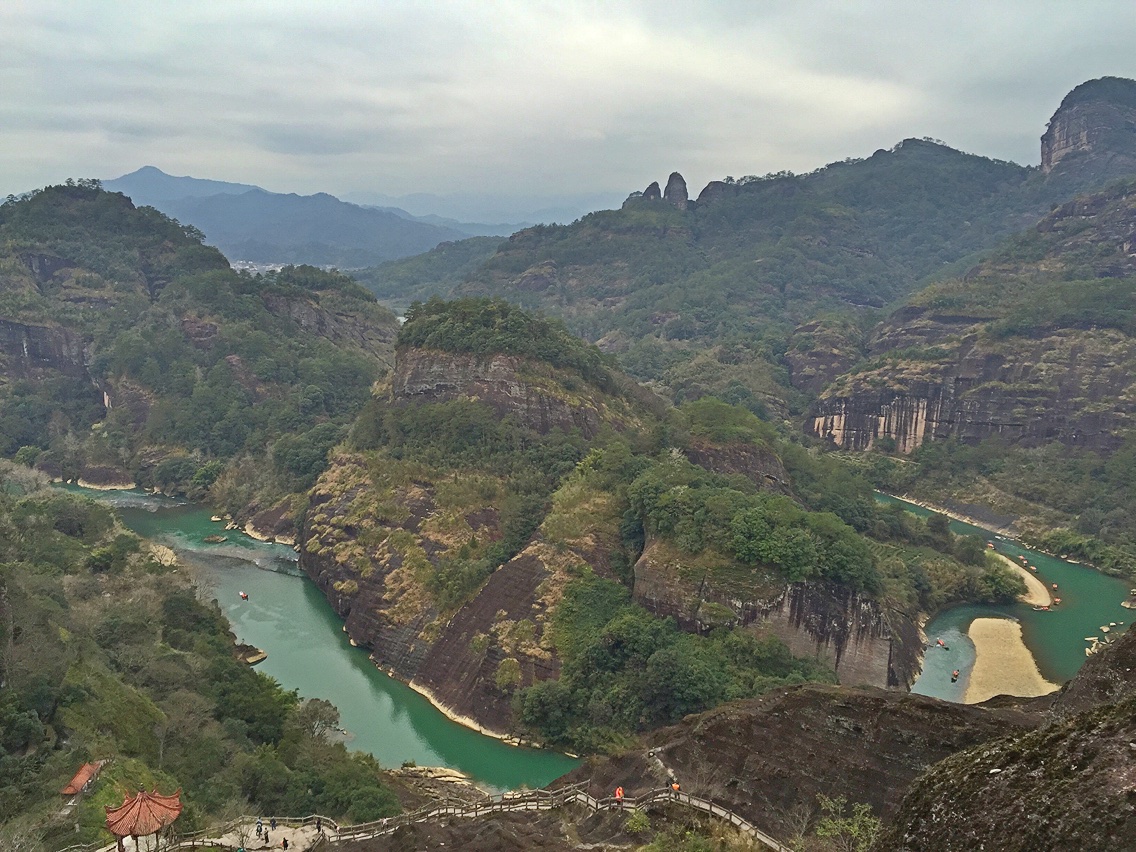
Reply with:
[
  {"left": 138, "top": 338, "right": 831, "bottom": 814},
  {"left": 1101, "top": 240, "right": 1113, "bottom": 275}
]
[
  {"left": 239, "top": 591, "right": 249, "bottom": 601},
  {"left": 1032, "top": 605, "right": 1050, "bottom": 611}
]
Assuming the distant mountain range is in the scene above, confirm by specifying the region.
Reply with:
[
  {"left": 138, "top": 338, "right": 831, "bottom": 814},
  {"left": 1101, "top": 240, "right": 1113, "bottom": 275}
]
[{"left": 102, "top": 167, "right": 530, "bottom": 268}]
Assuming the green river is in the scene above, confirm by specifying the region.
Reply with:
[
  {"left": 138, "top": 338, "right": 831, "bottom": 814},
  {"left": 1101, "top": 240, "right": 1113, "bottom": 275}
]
[
  {"left": 67, "top": 485, "right": 1130, "bottom": 784},
  {"left": 64, "top": 486, "right": 579, "bottom": 791},
  {"left": 876, "top": 494, "right": 1133, "bottom": 702}
]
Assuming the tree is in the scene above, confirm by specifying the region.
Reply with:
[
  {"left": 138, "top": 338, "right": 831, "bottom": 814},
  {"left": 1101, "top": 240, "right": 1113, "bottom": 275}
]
[
  {"left": 293, "top": 698, "right": 340, "bottom": 741},
  {"left": 813, "top": 794, "right": 880, "bottom": 852}
]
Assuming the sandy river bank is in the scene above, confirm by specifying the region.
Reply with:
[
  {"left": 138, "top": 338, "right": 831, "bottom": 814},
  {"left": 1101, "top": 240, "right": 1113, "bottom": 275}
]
[{"left": 964, "top": 617, "right": 1060, "bottom": 704}]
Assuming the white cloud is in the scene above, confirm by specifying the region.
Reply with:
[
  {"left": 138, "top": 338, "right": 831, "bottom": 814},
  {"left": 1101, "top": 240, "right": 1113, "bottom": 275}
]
[{"left": 2, "top": 0, "right": 1135, "bottom": 203}]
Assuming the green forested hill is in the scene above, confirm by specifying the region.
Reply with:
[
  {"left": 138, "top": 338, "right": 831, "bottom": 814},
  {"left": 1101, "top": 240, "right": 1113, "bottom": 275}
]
[
  {"left": 351, "top": 140, "right": 1117, "bottom": 417},
  {"left": 0, "top": 466, "right": 400, "bottom": 848},
  {"left": 0, "top": 182, "right": 398, "bottom": 518},
  {"left": 820, "top": 180, "right": 1136, "bottom": 572},
  {"left": 352, "top": 79, "right": 1136, "bottom": 421},
  {"left": 303, "top": 299, "right": 1021, "bottom": 751}
]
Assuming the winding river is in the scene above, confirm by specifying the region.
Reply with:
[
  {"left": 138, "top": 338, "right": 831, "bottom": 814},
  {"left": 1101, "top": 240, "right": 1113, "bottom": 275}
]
[
  {"left": 876, "top": 494, "right": 1133, "bottom": 701},
  {"left": 63, "top": 486, "right": 579, "bottom": 791}
]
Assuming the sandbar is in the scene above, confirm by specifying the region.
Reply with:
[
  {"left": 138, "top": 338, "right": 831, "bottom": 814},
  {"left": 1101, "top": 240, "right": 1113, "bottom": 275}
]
[
  {"left": 995, "top": 553, "right": 1051, "bottom": 606},
  {"left": 964, "top": 617, "right": 1060, "bottom": 704}
]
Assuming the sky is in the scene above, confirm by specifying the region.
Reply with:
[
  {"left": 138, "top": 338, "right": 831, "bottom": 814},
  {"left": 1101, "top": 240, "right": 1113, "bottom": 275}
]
[{"left": 3, "top": 0, "right": 1135, "bottom": 216}]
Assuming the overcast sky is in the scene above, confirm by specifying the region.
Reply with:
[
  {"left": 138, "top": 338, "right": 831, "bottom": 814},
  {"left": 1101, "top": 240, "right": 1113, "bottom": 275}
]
[{"left": 3, "top": 0, "right": 1134, "bottom": 208}]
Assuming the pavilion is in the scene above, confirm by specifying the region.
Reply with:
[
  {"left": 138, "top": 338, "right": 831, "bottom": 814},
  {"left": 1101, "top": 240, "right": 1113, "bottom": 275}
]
[{"left": 105, "top": 789, "right": 183, "bottom": 852}]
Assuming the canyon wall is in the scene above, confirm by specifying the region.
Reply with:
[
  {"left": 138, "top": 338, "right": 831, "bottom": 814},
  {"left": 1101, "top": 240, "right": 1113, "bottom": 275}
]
[{"left": 631, "top": 538, "right": 922, "bottom": 690}]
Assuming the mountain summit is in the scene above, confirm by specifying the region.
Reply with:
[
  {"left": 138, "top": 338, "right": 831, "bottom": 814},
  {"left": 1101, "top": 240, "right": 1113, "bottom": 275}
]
[{"left": 1041, "top": 75, "right": 1136, "bottom": 178}]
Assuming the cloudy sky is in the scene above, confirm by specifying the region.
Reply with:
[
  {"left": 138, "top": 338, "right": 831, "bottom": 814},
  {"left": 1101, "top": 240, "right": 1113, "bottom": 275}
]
[{"left": 3, "top": 0, "right": 1134, "bottom": 213}]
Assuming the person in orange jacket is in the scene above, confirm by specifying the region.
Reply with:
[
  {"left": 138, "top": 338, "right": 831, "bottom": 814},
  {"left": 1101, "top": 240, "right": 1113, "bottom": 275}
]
[{"left": 614, "top": 786, "right": 624, "bottom": 808}]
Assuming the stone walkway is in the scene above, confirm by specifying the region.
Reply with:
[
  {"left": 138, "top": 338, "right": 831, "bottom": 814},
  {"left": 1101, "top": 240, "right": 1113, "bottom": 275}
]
[{"left": 212, "top": 822, "right": 324, "bottom": 851}]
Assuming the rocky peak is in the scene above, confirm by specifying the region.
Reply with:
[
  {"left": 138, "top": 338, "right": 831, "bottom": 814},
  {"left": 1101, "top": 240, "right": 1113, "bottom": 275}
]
[
  {"left": 663, "top": 172, "right": 689, "bottom": 209},
  {"left": 642, "top": 180, "right": 662, "bottom": 201},
  {"left": 1040, "top": 76, "right": 1136, "bottom": 174}
]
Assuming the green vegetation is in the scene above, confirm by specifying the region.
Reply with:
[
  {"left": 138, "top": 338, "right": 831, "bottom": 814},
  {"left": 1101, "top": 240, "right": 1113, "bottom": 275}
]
[
  {"left": 352, "top": 236, "right": 501, "bottom": 311},
  {"left": 0, "top": 466, "right": 399, "bottom": 848},
  {"left": 870, "top": 436, "right": 1136, "bottom": 574},
  {"left": 399, "top": 296, "right": 615, "bottom": 388},
  {"left": 0, "top": 183, "right": 397, "bottom": 513},
  {"left": 516, "top": 575, "right": 836, "bottom": 750},
  {"left": 351, "top": 135, "right": 1134, "bottom": 416}
]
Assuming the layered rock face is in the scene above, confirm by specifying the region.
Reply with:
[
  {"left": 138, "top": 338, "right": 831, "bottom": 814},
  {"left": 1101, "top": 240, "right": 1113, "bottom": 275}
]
[
  {"left": 810, "top": 317, "right": 1136, "bottom": 453},
  {"left": 1040, "top": 76, "right": 1136, "bottom": 176},
  {"left": 301, "top": 347, "right": 635, "bottom": 734},
  {"left": 301, "top": 450, "right": 623, "bottom": 735},
  {"left": 0, "top": 318, "right": 87, "bottom": 379},
  {"left": 561, "top": 685, "right": 1035, "bottom": 838},
  {"left": 811, "top": 183, "right": 1136, "bottom": 453},
  {"left": 632, "top": 538, "right": 922, "bottom": 689},
  {"left": 391, "top": 348, "right": 634, "bottom": 438},
  {"left": 877, "top": 627, "right": 1136, "bottom": 851}
]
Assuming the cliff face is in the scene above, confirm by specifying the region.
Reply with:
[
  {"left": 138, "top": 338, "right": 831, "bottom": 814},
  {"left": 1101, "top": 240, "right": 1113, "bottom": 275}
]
[
  {"left": 0, "top": 318, "right": 87, "bottom": 379},
  {"left": 560, "top": 685, "right": 1035, "bottom": 838},
  {"left": 631, "top": 538, "right": 922, "bottom": 689},
  {"left": 811, "top": 183, "right": 1136, "bottom": 453},
  {"left": 300, "top": 344, "right": 638, "bottom": 734},
  {"left": 301, "top": 450, "right": 625, "bottom": 735},
  {"left": 1041, "top": 76, "right": 1136, "bottom": 177},
  {"left": 390, "top": 348, "right": 639, "bottom": 438},
  {"left": 260, "top": 292, "right": 397, "bottom": 365}
]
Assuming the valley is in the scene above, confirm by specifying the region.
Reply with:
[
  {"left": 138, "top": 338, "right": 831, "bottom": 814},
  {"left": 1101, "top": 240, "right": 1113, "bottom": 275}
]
[{"left": 5, "top": 73, "right": 1136, "bottom": 852}]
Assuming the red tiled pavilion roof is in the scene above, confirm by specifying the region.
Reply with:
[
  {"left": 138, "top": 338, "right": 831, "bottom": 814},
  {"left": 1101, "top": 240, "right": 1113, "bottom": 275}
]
[
  {"left": 61, "top": 761, "right": 103, "bottom": 796},
  {"left": 105, "top": 789, "right": 183, "bottom": 837}
]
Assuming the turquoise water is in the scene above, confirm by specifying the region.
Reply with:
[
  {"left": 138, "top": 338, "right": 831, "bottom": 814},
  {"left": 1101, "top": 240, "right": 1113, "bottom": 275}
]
[
  {"left": 62, "top": 486, "right": 579, "bottom": 790},
  {"left": 876, "top": 493, "right": 1132, "bottom": 700}
]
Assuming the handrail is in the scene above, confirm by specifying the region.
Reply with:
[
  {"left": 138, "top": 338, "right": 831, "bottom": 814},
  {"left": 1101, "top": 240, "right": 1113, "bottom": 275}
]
[{"left": 61, "top": 783, "right": 789, "bottom": 852}]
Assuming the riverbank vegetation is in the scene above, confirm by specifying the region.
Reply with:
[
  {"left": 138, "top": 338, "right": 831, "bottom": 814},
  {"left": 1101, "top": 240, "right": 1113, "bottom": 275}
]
[
  {"left": 865, "top": 437, "right": 1136, "bottom": 577},
  {"left": 0, "top": 465, "right": 399, "bottom": 849}
]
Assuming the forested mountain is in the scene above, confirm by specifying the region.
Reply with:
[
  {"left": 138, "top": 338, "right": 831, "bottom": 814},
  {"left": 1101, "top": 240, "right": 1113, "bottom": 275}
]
[
  {"left": 105, "top": 167, "right": 468, "bottom": 267},
  {"left": 354, "top": 77, "right": 1136, "bottom": 422},
  {"left": 0, "top": 181, "right": 398, "bottom": 527},
  {"left": 0, "top": 466, "right": 402, "bottom": 847},
  {"left": 792, "top": 80, "right": 1136, "bottom": 578},
  {"left": 299, "top": 298, "right": 1022, "bottom": 749}
]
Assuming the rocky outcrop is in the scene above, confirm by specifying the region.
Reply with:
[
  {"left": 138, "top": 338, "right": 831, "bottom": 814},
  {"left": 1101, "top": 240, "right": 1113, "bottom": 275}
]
[
  {"left": 624, "top": 175, "right": 691, "bottom": 209},
  {"left": 1040, "top": 76, "right": 1136, "bottom": 176},
  {"left": 260, "top": 292, "right": 396, "bottom": 364},
  {"left": 784, "top": 319, "right": 866, "bottom": 394},
  {"left": 695, "top": 180, "right": 739, "bottom": 205},
  {"left": 681, "top": 439, "right": 790, "bottom": 494},
  {"left": 810, "top": 326, "right": 1136, "bottom": 453},
  {"left": 391, "top": 348, "right": 626, "bottom": 438},
  {"left": 632, "top": 538, "right": 922, "bottom": 689},
  {"left": 560, "top": 685, "right": 1035, "bottom": 839},
  {"left": 663, "top": 172, "right": 689, "bottom": 210},
  {"left": 0, "top": 319, "right": 87, "bottom": 378},
  {"left": 301, "top": 446, "right": 625, "bottom": 735},
  {"left": 877, "top": 695, "right": 1136, "bottom": 851}
]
